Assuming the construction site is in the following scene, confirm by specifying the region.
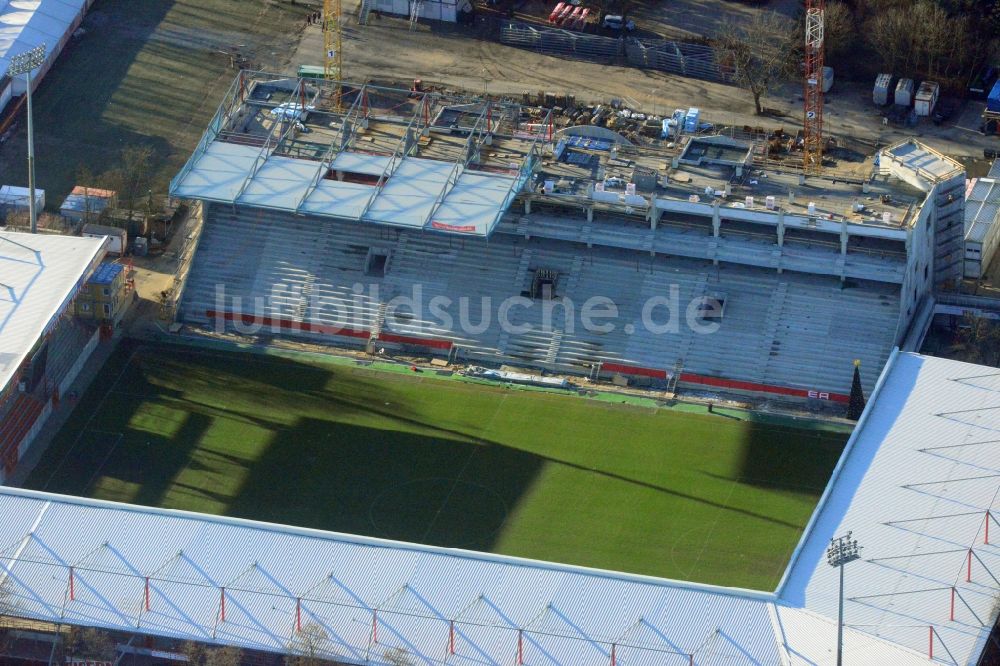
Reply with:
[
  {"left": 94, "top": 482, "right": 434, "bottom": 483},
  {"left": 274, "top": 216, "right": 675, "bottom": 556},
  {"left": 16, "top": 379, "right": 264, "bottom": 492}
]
[{"left": 2, "top": 0, "right": 1000, "bottom": 664}]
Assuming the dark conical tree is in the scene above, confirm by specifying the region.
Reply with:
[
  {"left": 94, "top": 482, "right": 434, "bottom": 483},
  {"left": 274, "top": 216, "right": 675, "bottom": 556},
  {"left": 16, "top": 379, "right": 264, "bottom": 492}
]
[{"left": 847, "top": 359, "right": 865, "bottom": 420}]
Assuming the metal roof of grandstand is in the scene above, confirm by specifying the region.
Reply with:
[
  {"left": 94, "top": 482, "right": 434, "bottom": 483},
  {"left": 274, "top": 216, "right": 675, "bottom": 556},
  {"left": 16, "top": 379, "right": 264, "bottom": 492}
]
[
  {"left": 0, "top": 231, "right": 104, "bottom": 394},
  {"left": 779, "top": 351, "right": 1000, "bottom": 666},
  {"left": 169, "top": 74, "right": 544, "bottom": 237},
  {"left": 964, "top": 177, "right": 1000, "bottom": 243},
  {"left": 0, "top": 484, "right": 934, "bottom": 665},
  {"left": 990, "top": 159, "right": 1000, "bottom": 179},
  {"left": 0, "top": 0, "right": 87, "bottom": 79}
]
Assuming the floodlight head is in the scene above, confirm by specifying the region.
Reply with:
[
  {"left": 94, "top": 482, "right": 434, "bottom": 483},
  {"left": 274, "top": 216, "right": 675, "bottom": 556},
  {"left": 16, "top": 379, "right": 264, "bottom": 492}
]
[
  {"left": 827, "top": 531, "right": 862, "bottom": 567},
  {"left": 6, "top": 44, "right": 46, "bottom": 77}
]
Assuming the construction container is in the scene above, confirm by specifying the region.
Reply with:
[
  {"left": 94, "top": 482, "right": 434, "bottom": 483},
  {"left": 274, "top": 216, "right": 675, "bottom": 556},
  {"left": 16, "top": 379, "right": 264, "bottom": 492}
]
[
  {"left": 914, "top": 81, "right": 939, "bottom": 117},
  {"left": 895, "top": 78, "right": 914, "bottom": 106},
  {"left": 683, "top": 107, "right": 700, "bottom": 133},
  {"left": 988, "top": 79, "right": 1000, "bottom": 114},
  {"left": 82, "top": 223, "right": 127, "bottom": 256},
  {"left": 822, "top": 67, "right": 834, "bottom": 93},
  {"left": 0, "top": 185, "right": 44, "bottom": 213},
  {"left": 873, "top": 73, "right": 894, "bottom": 105}
]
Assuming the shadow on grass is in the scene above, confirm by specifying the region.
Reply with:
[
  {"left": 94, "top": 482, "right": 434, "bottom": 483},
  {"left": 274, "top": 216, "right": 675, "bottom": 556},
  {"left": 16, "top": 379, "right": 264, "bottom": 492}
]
[
  {"left": 228, "top": 418, "right": 544, "bottom": 552},
  {"left": 733, "top": 421, "right": 847, "bottom": 494}
]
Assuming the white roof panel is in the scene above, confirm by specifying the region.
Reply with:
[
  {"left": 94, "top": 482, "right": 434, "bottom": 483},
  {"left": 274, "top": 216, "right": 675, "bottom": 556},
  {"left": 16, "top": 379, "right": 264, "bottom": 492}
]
[
  {"left": 779, "top": 351, "right": 1000, "bottom": 666},
  {"left": 171, "top": 142, "right": 260, "bottom": 202},
  {"left": 0, "top": 481, "right": 936, "bottom": 665},
  {"left": 364, "top": 157, "right": 452, "bottom": 228},
  {"left": 238, "top": 155, "right": 316, "bottom": 210},
  {"left": 0, "top": 231, "right": 104, "bottom": 394},
  {"left": 429, "top": 171, "right": 515, "bottom": 235},
  {"left": 172, "top": 144, "right": 520, "bottom": 237}
]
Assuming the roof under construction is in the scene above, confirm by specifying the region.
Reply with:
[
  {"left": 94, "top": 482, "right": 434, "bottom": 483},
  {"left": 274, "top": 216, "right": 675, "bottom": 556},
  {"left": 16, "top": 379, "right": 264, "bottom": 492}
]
[
  {"left": 170, "top": 73, "right": 942, "bottom": 242},
  {"left": 170, "top": 74, "right": 547, "bottom": 236}
]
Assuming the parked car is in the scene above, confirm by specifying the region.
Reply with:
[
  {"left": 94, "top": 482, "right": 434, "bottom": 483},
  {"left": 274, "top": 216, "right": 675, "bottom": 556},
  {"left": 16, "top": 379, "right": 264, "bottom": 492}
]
[{"left": 601, "top": 14, "right": 635, "bottom": 32}]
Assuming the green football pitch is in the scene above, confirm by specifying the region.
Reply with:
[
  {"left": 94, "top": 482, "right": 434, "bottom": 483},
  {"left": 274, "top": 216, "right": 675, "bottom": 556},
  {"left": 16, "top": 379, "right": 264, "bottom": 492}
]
[{"left": 25, "top": 341, "right": 848, "bottom": 590}]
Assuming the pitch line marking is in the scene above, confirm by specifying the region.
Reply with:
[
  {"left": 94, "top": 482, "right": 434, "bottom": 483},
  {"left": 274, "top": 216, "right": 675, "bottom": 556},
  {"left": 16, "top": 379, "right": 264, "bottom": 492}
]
[{"left": 42, "top": 348, "right": 139, "bottom": 491}]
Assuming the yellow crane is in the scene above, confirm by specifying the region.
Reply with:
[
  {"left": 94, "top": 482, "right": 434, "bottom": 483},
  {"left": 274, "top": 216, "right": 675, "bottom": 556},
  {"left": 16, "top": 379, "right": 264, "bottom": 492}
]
[{"left": 323, "top": 0, "right": 343, "bottom": 107}]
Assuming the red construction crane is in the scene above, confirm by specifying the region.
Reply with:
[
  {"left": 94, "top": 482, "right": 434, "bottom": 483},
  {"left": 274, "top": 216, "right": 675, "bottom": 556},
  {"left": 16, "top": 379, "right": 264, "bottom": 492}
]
[{"left": 802, "top": 0, "right": 825, "bottom": 175}]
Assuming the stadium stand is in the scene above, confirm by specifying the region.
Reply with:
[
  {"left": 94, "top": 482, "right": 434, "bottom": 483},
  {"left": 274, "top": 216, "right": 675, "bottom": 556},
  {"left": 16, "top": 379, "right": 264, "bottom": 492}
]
[
  {"left": 1, "top": 351, "right": 997, "bottom": 664},
  {"left": 171, "top": 74, "right": 963, "bottom": 402},
  {"left": 0, "top": 231, "right": 106, "bottom": 483},
  {"left": 183, "top": 204, "right": 900, "bottom": 397}
]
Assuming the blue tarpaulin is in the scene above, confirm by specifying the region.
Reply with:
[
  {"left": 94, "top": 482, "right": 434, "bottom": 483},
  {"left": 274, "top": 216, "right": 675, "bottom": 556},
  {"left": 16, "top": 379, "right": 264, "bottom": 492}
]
[{"left": 988, "top": 79, "right": 1000, "bottom": 113}]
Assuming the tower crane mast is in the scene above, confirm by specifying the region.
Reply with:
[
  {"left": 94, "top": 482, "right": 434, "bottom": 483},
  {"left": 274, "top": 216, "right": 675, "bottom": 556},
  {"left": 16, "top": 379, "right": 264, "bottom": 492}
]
[{"left": 803, "top": 0, "right": 825, "bottom": 175}]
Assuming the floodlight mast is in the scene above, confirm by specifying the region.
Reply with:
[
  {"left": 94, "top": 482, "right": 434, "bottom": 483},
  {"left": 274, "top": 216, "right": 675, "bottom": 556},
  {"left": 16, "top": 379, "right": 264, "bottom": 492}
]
[
  {"left": 5, "top": 44, "right": 46, "bottom": 234},
  {"left": 827, "top": 531, "right": 861, "bottom": 666}
]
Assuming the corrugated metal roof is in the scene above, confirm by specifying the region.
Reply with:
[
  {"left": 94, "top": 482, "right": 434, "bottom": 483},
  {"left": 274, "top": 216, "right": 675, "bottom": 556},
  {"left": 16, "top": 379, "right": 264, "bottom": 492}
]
[
  {"left": 964, "top": 177, "right": 1000, "bottom": 244},
  {"left": 170, "top": 147, "right": 519, "bottom": 237},
  {"left": 989, "top": 160, "right": 1000, "bottom": 179},
  {"left": 0, "top": 230, "right": 104, "bottom": 393},
  {"left": 0, "top": 0, "right": 87, "bottom": 88},
  {"left": 0, "top": 483, "right": 931, "bottom": 664},
  {"left": 780, "top": 352, "right": 1000, "bottom": 666}
]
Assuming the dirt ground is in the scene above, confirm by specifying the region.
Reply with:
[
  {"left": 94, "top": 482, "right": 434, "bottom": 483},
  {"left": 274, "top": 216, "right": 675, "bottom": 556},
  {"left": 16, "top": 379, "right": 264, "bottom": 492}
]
[{"left": 293, "top": 5, "right": 997, "bottom": 159}]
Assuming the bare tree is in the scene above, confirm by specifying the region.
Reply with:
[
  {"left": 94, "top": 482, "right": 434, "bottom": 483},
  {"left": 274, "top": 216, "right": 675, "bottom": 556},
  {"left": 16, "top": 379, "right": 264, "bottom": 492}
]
[
  {"left": 865, "top": 0, "right": 975, "bottom": 86},
  {"left": 285, "top": 622, "right": 332, "bottom": 666},
  {"left": 821, "top": 1, "right": 854, "bottom": 67},
  {"left": 954, "top": 313, "right": 1000, "bottom": 366},
  {"left": 384, "top": 646, "right": 416, "bottom": 665},
  {"left": 182, "top": 640, "right": 208, "bottom": 665},
  {"left": 64, "top": 626, "right": 116, "bottom": 661},
  {"left": 106, "top": 144, "right": 154, "bottom": 223},
  {"left": 713, "top": 12, "right": 797, "bottom": 116},
  {"left": 205, "top": 645, "right": 244, "bottom": 666}
]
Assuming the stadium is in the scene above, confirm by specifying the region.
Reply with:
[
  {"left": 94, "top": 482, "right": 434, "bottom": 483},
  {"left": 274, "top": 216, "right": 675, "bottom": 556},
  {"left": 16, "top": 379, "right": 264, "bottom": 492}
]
[{"left": 0, "top": 70, "right": 997, "bottom": 666}]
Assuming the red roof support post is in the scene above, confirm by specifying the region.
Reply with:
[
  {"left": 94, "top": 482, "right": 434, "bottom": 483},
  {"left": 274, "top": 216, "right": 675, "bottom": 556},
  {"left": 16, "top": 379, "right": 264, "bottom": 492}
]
[
  {"left": 950, "top": 587, "right": 955, "bottom": 621},
  {"left": 610, "top": 643, "right": 616, "bottom": 666},
  {"left": 68, "top": 567, "right": 74, "bottom": 601},
  {"left": 929, "top": 626, "right": 934, "bottom": 659},
  {"left": 296, "top": 597, "right": 302, "bottom": 633},
  {"left": 144, "top": 577, "right": 151, "bottom": 612},
  {"left": 449, "top": 620, "right": 455, "bottom": 654},
  {"left": 372, "top": 610, "right": 378, "bottom": 644},
  {"left": 967, "top": 549, "right": 973, "bottom": 582},
  {"left": 987, "top": 511, "right": 991, "bottom": 545},
  {"left": 517, "top": 629, "right": 524, "bottom": 665},
  {"left": 220, "top": 587, "right": 226, "bottom": 623},
  {"left": 689, "top": 654, "right": 694, "bottom": 666}
]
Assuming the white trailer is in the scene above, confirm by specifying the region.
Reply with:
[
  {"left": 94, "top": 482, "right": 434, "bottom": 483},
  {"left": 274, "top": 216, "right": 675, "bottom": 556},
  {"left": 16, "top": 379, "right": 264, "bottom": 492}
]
[
  {"left": 895, "top": 78, "right": 914, "bottom": 106},
  {"left": 914, "top": 81, "right": 940, "bottom": 117},
  {"left": 873, "top": 73, "right": 894, "bottom": 105}
]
